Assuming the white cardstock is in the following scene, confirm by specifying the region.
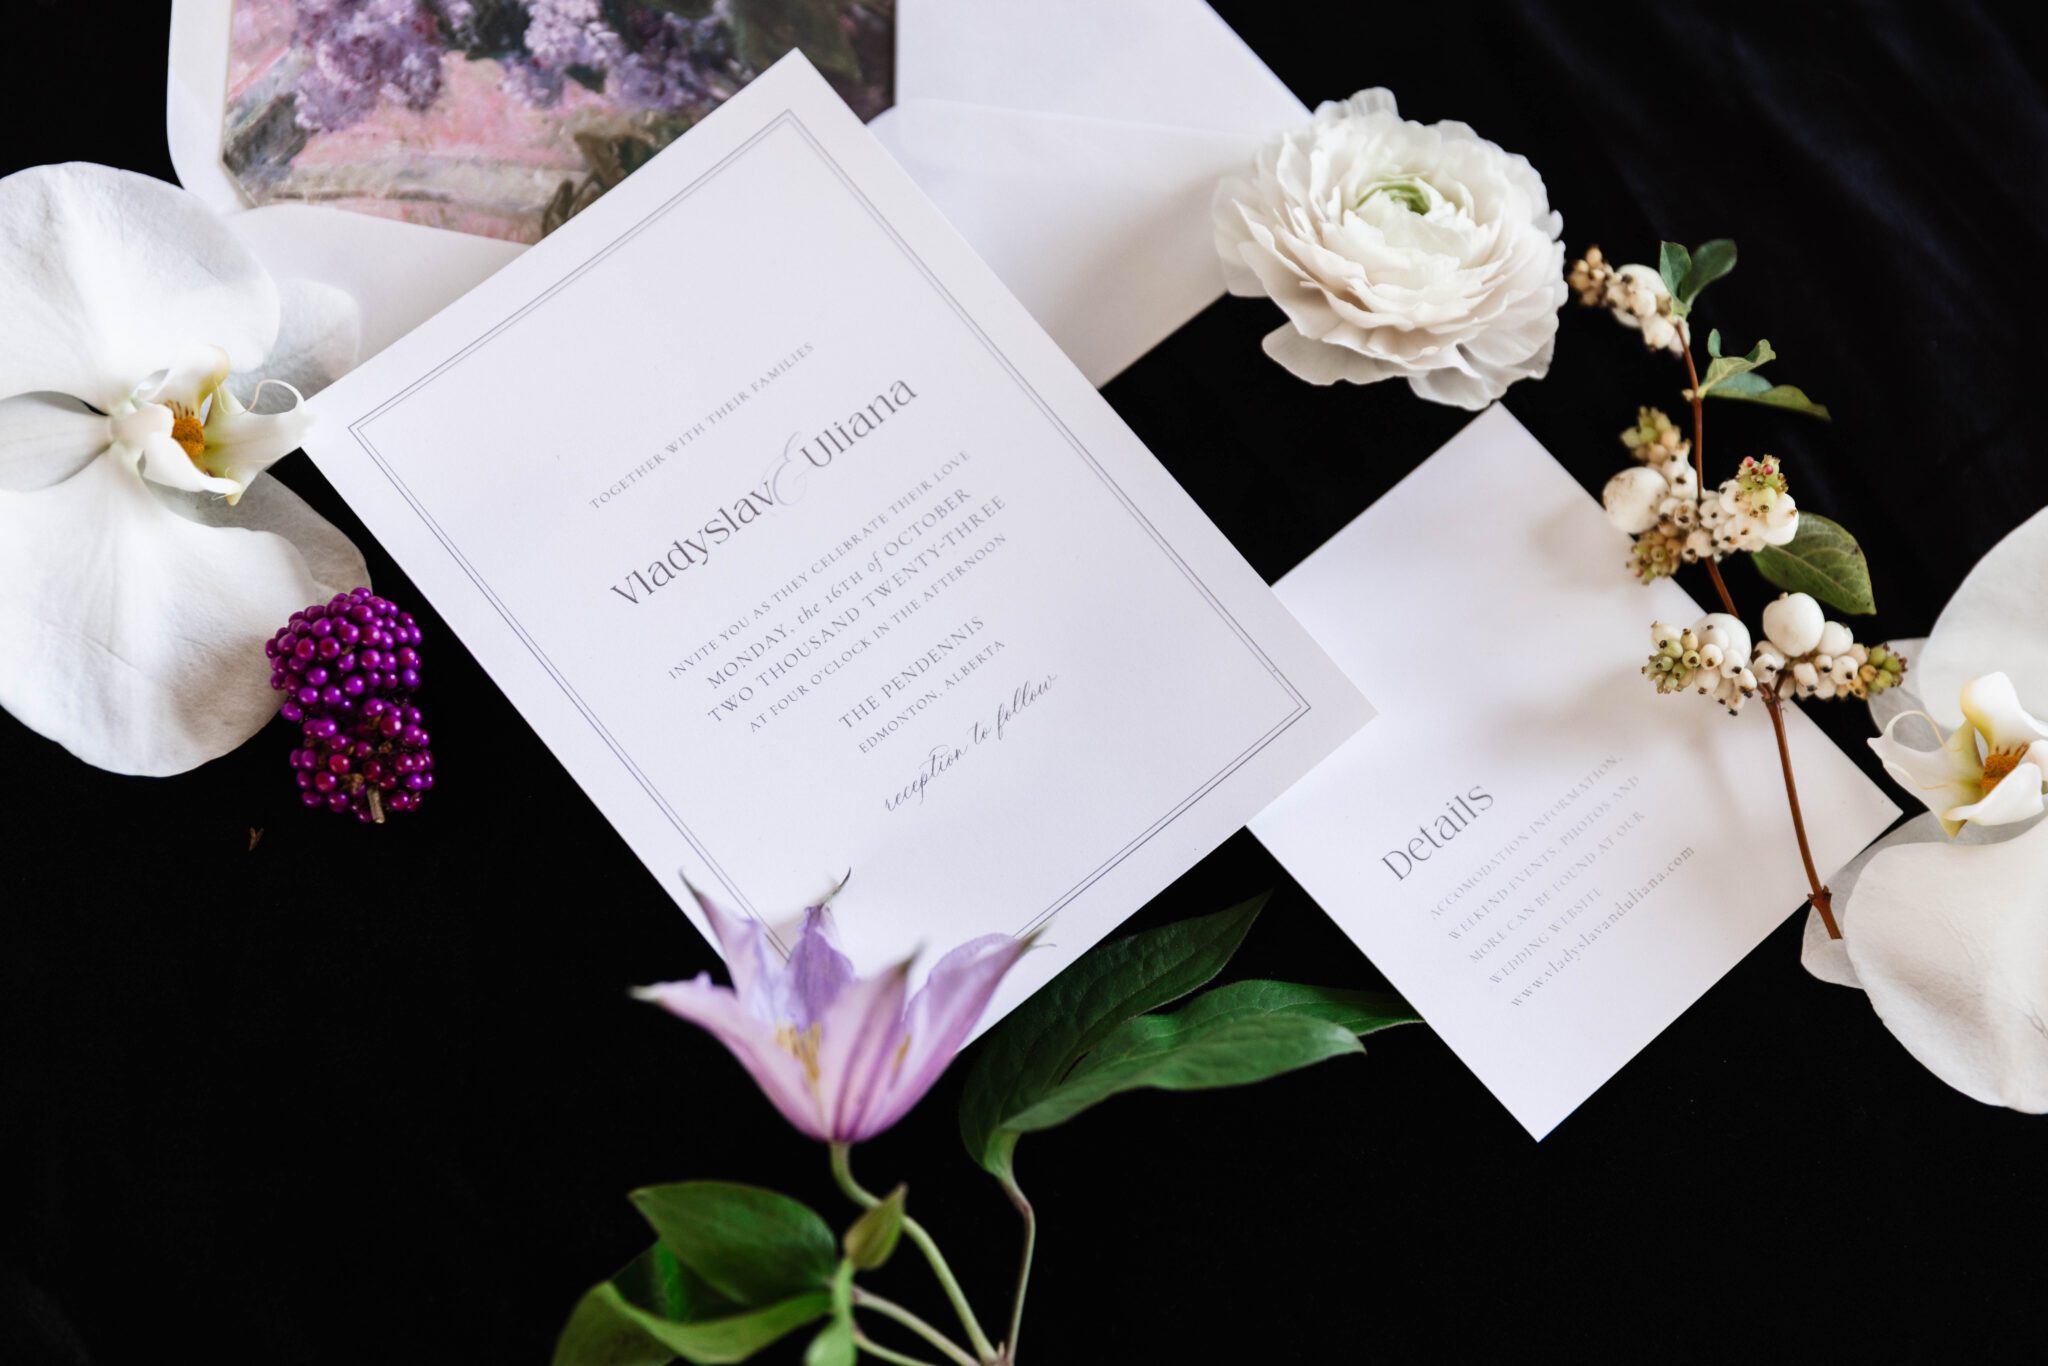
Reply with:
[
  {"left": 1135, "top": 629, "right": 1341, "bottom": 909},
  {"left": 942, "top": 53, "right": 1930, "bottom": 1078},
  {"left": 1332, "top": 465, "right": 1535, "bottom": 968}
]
[
  {"left": 301, "top": 55, "right": 1372, "bottom": 1026},
  {"left": 1252, "top": 407, "right": 1900, "bottom": 1138}
]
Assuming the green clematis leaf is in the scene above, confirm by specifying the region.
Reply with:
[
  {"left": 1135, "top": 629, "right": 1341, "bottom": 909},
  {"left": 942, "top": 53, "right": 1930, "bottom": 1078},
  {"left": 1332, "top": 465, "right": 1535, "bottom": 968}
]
[
  {"left": 959, "top": 896, "right": 1268, "bottom": 1180},
  {"left": 630, "top": 1183, "right": 838, "bottom": 1308},
  {"left": 1000, "top": 982, "right": 1417, "bottom": 1134}
]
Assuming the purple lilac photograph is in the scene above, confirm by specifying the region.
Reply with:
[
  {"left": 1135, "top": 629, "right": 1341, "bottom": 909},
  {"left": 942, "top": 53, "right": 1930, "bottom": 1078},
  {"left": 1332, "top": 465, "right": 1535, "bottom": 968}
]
[{"left": 221, "top": 0, "right": 894, "bottom": 243}]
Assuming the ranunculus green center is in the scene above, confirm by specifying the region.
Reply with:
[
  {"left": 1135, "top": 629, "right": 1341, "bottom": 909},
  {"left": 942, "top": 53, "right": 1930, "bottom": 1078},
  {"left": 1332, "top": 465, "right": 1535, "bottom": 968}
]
[{"left": 1356, "top": 177, "right": 1437, "bottom": 214}]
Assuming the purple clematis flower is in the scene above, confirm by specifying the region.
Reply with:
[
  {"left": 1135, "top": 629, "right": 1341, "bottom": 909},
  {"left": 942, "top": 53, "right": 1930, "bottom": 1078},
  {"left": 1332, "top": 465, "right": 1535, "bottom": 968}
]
[{"left": 635, "top": 885, "right": 1033, "bottom": 1144}]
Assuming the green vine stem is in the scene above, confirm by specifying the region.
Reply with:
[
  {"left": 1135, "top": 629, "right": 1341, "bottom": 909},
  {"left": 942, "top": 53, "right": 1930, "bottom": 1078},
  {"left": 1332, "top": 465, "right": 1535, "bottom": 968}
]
[
  {"left": 999, "top": 1175, "right": 1036, "bottom": 1365},
  {"left": 1678, "top": 328, "right": 1842, "bottom": 938},
  {"left": 852, "top": 1288, "right": 981, "bottom": 1366},
  {"left": 830, "top": 1143, "right": 1000, "bottom": 1363}
]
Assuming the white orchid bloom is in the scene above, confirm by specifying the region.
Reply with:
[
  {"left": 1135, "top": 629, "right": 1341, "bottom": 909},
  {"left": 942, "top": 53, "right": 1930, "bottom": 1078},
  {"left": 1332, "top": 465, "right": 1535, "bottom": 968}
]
[
  {"left": 1803, "top": 812, "right": 2048, "bottom": 1112},
  {"left": 1800, "top": 506, "right": 2048, "bottom": 1112},
  {"left": 0, "top": 163, "right": 368, "bottom": 775},
  {"left": 1869, "top": 673, "right": 2048, "bottom": 837}
]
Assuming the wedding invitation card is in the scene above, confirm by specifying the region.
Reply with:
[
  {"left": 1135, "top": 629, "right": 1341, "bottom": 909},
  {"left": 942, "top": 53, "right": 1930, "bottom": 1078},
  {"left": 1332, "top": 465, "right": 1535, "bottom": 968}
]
[
  {"left": 1252, "top": 408, "right": 1900, "bottom": 1137},
  {"left": 301, "top": 54, "right": 1372, "bottom": 1023}
]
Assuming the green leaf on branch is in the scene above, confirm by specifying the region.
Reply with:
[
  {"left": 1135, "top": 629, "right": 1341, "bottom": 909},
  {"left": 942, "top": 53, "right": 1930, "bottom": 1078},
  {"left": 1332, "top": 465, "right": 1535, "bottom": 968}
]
[
  {"left": 1752, "top": 513, "right": 1876, "bottom": 615},
  {"left": 1694, "top": 337, "right": 1776, "bottom": 397},
  {"left": 1677, "top": 238, "right": 1737, "bottom": 306},
  {"left": 630, "top": 1183, "right": 838, "bottom": 1307},
  {"left": 1001, "top": 982, "right": 1418, "bottom": 1134},
  {"left": 841, "top": 1186, "right": 906, "bottom": 1271},
  {"left": 1657, "top": 242, "right": 1692, "bottom": 309},
  {"left": 555, "top": 1244, "right": 702, "bottom": 1366},
  {"left": 959, "top": 896, "right": 1268, "bottom": 1180},
  {"left": 1704, "top": 371, "right": 1833, "bottom": 420},
  {"left": 609, "top": 1290, "right": 833, "bottom": 1365}
]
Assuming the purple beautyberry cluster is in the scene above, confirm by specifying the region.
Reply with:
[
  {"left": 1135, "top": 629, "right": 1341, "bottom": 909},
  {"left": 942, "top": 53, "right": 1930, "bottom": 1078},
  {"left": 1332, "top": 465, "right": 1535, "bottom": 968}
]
[{"left": 266, "top": 587, "right": 436, "bottom": 822}]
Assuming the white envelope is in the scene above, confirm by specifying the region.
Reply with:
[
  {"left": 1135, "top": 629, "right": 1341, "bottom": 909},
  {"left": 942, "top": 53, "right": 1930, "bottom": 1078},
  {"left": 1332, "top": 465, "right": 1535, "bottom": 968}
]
[
  {"left": 166, "top": 0, "right": 524, "bottom": 364},
  {"left": 165, "top": 0, "right": 1300, "bottom": 384},
  {"left": 873, "top": 0, "right": 1306, "bottom": 385}
]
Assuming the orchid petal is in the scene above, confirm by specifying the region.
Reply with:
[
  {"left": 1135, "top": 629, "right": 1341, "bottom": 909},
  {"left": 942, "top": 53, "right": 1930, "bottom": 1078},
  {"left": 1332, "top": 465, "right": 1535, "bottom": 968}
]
[
  {"left": 0, "top": 451, "right": 360, "bottom": 773},
  {"left": 202, "top": 382, "right": 312, "bottom": 502},
  {"left": 1943, "top": 761, "right": 2048, "bottom": 829},
  {"left": 0, "top": 164, "right": 278, "bottom": 410},
  {"left": 235, "top": 279, "right": 361, "bottom": 400},
  {"left": 120, "top": 414, "right": 241, "bottom": 500},
  {"left": 1839, "top": 816, "right": 2048, "bottom": 1111},
  {"left": 1915, "top": 507, "right": 2048, "bottom": 728},
  {"left": 866, "top": 933, "right": 1034, "bottom": 1136},
  {"left": 1865, "top": 635, "right": 1928, "bottom": 737},
  {"left": 0, "top": 392, "right": 110, "bottom": 492},
  {"left": 150, "top": 473, "right": 369, "bottom": 595},
  {"left": 1868, "top": 711, "right": 1987, "bottom": 837},
  {"left": 633, "top": 975, "right": 829, "bottom": 1141},
  {"left": 136, "top": 343, "right": 230, "bottom": 412},
  {"left": 1958, "top": 672, "right": 2048, "bottom": 753}
]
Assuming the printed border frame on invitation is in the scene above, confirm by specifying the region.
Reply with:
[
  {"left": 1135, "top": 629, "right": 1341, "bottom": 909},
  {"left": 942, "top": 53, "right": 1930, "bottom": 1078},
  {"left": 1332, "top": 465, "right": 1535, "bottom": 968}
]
[{"left": 346, "top": 110, "right": 1312, "bottom": 945}]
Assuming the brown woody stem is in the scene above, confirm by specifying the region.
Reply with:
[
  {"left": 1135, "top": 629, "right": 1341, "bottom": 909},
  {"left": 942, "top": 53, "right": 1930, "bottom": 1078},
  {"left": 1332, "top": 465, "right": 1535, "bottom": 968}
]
[{"left": 1679, "top": 326, "right": 1841, "bottom": 939}]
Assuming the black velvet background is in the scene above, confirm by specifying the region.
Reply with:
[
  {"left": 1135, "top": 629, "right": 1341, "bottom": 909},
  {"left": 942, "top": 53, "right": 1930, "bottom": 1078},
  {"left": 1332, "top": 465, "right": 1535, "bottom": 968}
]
[{"left": 6, "top": 2, "right": 2045, "bottom": 1360}]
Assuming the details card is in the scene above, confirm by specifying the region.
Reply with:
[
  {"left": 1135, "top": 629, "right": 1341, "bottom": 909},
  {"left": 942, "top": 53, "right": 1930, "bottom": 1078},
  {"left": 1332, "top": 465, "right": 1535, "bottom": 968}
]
[
  {"left": 301, "top": 54, "right": 1371, "bottom": 1024},
  {"left": 1251, "top": 408, "right": 1899, "bottom": 1137}
]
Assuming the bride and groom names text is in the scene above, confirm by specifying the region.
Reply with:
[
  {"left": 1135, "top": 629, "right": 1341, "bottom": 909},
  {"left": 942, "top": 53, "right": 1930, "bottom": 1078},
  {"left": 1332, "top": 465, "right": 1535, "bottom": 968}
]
[{"left": 608, "top": 378, "right": 919, "bottom": 604}]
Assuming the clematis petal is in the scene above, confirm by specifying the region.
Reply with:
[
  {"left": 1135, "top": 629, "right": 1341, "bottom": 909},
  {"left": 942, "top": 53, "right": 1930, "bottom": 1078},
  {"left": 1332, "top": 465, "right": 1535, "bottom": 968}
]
[
  {"left": 0, "top": 451, "right": 356, "bottom": 774},
  {"left": 1868, "top": 711, "right": 1987, "bottom": 837},
  {"left": 1957, "top": 672, "right": 2048, "bottom": 754},
  {"left": 1840, "top": 816, "right": 2048, "bottom": 1111},
  {"left": 1915, "top": 507, "right": 2048, "bottom": 728},
  {"left": 685, "top": 886, "right": 794, "bottom": 1024},
  {"left": 202, "top": 381, "right": 312, "bottom": 503},
  {"left": 0, "top": 392, "right": 110, "bottom": 492},
  {"left": 634, "top": 975, "right": 829, "bottom": 1140},
  {"left": 0, "top": 164, "right": 278, "bottom": 410},
  {"left": 785, "top": 906, "right": 856, "bottom": 1029},
  {"left": 865, "top": 933, "right": 1035, "bottom": 1137},
  {"left": 817, "top": 958, "right": 913, "bottom": 1143}
]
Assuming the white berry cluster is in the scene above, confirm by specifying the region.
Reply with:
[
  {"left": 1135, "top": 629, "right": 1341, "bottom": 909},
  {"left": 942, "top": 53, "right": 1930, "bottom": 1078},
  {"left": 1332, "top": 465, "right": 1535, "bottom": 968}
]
[
  {"left": 1568, "top": 246, "right": 1685, "bottom": 354},
  {"left": 1643, "top": 614, "right": 1758, "bottom": 714},
  {"left": 1701, "top": 456, "right": 1800, "bottom": 554},
  {"left": 1602, "top": 411, "right": 1801, "bottom": 584},
  {"left": 1751, "top": 592, "right": 1906, "bottom": 701}
]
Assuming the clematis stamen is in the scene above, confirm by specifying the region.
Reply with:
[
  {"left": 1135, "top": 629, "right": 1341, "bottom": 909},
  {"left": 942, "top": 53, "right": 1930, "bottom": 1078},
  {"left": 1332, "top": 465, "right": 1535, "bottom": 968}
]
[{"left": 776, "top": 1021, "right": 824, "bottom": 1089}]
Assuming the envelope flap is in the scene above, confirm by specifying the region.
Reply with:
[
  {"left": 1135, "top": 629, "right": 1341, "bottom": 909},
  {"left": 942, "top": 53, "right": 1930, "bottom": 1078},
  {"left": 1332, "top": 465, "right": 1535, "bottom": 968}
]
[{"left": 897, "top": 0, "right": 1306, "bottom": 133}]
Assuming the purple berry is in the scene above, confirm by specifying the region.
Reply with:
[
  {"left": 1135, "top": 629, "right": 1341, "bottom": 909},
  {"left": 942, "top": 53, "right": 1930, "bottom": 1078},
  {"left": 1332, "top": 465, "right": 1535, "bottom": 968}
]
[{"left": 270, "top": 586, "right": 435, "bottom": 823}]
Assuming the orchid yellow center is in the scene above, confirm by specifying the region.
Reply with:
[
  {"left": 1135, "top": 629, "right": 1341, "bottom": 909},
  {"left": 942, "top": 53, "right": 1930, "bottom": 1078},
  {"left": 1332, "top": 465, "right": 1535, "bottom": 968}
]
[
  {"left": 1981, "top": 750, "right": 2024, "bottom": 791},
  {"left": 776, "top": 1021, "right": 823, "bottom": 1091},
  {"left": 167, "top": 403, "right": 208, "bottom": 469}
]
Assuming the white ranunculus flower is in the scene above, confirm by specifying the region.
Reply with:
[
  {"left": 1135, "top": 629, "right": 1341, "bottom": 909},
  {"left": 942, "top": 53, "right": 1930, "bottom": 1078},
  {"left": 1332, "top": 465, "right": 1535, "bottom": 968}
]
[
  {"left": 0, "top": 164, "right": 368, "bottom": 776},
  {"left": 1212, "top": 90, "right": 1566, "bottom": 411}
]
